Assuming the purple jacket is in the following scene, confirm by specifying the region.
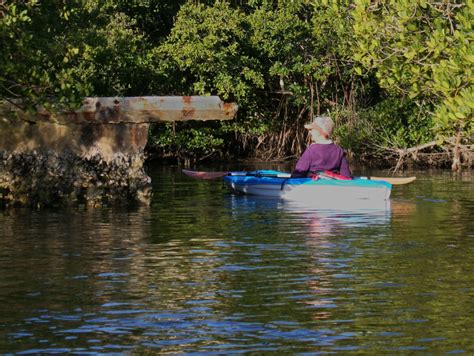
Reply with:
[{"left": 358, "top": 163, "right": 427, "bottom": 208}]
[{"left": 292, "top": 143, "right": 351, "bottom": 178}]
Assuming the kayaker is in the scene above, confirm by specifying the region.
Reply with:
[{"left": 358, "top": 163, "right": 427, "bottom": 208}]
[{"left": 291, "top": 115, "right": 352, "bottom": 178}]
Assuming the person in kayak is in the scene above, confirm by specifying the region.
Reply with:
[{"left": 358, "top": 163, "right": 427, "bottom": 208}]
[{"left": 291, "top": 115, "right": 352, "bottom": 179}]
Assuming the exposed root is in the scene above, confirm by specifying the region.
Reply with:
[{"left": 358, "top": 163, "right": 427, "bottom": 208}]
[{"left": 380, "top": 137, "right": 473, "bottom": 172}]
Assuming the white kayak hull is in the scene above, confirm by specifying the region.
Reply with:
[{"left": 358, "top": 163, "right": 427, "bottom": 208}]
[{"left": 223, "top": 171, "right": 392, "bottom": 203}]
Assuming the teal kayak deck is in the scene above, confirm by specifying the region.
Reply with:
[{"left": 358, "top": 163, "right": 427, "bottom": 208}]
[{"left": 223, "top": 170, "right": 392, "bottom": 189}]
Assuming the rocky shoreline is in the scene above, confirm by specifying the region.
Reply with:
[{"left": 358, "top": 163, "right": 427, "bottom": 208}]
[{"left": 0, "top": 149, "right": 151, "bottom": 208}]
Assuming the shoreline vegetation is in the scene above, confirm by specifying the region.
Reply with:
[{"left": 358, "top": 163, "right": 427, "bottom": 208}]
[
  {"left": 145, "top": 128, "right": 473, "bottom": 171},
  {"left": 1, "top": 1, "right": 473, "bottom": 171}
]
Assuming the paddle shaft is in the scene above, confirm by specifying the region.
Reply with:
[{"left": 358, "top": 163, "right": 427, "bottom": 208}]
[
  {"left": 182, "top": 169, "right": 416, "bottom": 185},
  {"left": 182, "top": 169, "right": 290, "bottom": 179}
]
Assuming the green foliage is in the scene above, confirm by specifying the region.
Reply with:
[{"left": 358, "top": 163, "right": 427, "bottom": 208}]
[
  {"left": 156, "top": 2, "right": 264, "bottom": 102},
  {"left": 352, "top": 0, "right": 474, "bottom": 139},
  {"left": 151, "top": 0, "right": 372, "bottom": 159},
  {"left": 1, "top": 1, "right": 88, "bottom": 109},
  {"left": 0, "top": 0, "right": 165, "bottom": 110},
  {"left": 106, "top": 0, "right": 186, "bottom": 42},
  {"left": 149, "top": 122, "right": 225, "bottom": 162},
  {"left": 247, "top": 2, "right": 313, "bottom": 101},
  {"left": 1, "top": 0, "right": 471, "bottom": 166},
  {"left": 361, "top": 98, "right": 433, "bottom": 148},
  {"left": 309, "top": 1, "right": 357, "bottom": 82}
]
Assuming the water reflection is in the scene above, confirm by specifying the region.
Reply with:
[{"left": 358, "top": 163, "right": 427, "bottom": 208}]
[
  {"left": 225, "top": 194, "right": 394, "bottom": 332},
  {"left": 0, "top": 167, "right": 473, "bottom": 354},
  {"left": 228, "top": 194, "right": 393, "bottom": 233}
]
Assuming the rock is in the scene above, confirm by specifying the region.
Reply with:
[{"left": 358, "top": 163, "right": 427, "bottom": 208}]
[{"left": 0, "top": 149, "right": 152, "bottom": 207}]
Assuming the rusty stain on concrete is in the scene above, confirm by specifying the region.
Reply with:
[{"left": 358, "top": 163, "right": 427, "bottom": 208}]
[{"left": 1, "top": 96, "right": 238, "bottom": 125}]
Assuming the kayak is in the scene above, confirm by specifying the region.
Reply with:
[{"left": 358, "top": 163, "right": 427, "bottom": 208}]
[{"left": 223, "top": 170, "right": 392, "bottom": 202}]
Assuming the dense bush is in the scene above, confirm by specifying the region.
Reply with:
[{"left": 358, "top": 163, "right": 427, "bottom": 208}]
[{"left": 1, "top": 0, "right": 472, "bottom": 168}]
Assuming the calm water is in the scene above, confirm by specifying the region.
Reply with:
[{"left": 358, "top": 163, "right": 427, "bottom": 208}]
[{"left": 0, "top": 165, "right": 473, "bottom": 354}]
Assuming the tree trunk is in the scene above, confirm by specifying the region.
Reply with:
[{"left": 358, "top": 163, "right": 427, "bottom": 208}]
[{"left": 451, "top": 126, "right": 462, "bottom": 172}]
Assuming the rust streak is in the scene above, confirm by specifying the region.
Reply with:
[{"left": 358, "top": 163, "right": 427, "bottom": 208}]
[
  {"left": 182, "top": 108, "right": 196, "bottom": 119},
  {"left": 182, "top": 96, "right": 192, "bottom": 105}
]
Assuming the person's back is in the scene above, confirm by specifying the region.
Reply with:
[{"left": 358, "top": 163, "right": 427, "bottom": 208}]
[{"left": 292, "top": 116, "right": 351, "bottom": 178}]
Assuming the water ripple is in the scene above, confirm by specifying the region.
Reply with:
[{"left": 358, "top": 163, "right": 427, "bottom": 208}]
[{"left": 0, "top": 167, "right": 473, "bottom": 353}]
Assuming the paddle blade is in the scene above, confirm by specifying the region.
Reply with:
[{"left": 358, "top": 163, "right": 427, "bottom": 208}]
[
  {"left": 182, "top": 169, "right": 229, "bottom": 180},
  {"left": 370, "top": 176, "right": 416, "bottom": 185}
]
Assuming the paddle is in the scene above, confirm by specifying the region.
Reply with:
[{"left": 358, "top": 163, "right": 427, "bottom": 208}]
[
  {"left": 182, "top": 169, "right": 416, "bottom": 185},
  {"left": 360, "top": 176, "right": 416, "bottom": 185},
  {"left": 182, "top": 169, "right": 290, "bottom": 180}
]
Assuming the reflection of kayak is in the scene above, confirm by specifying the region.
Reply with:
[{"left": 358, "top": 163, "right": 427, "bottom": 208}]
[
  {"left": 229, "top": 193, "right": 392, "bottom": 213},
  {"left": 223, "top": 170, "right": 392, "bottom": 202}
]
